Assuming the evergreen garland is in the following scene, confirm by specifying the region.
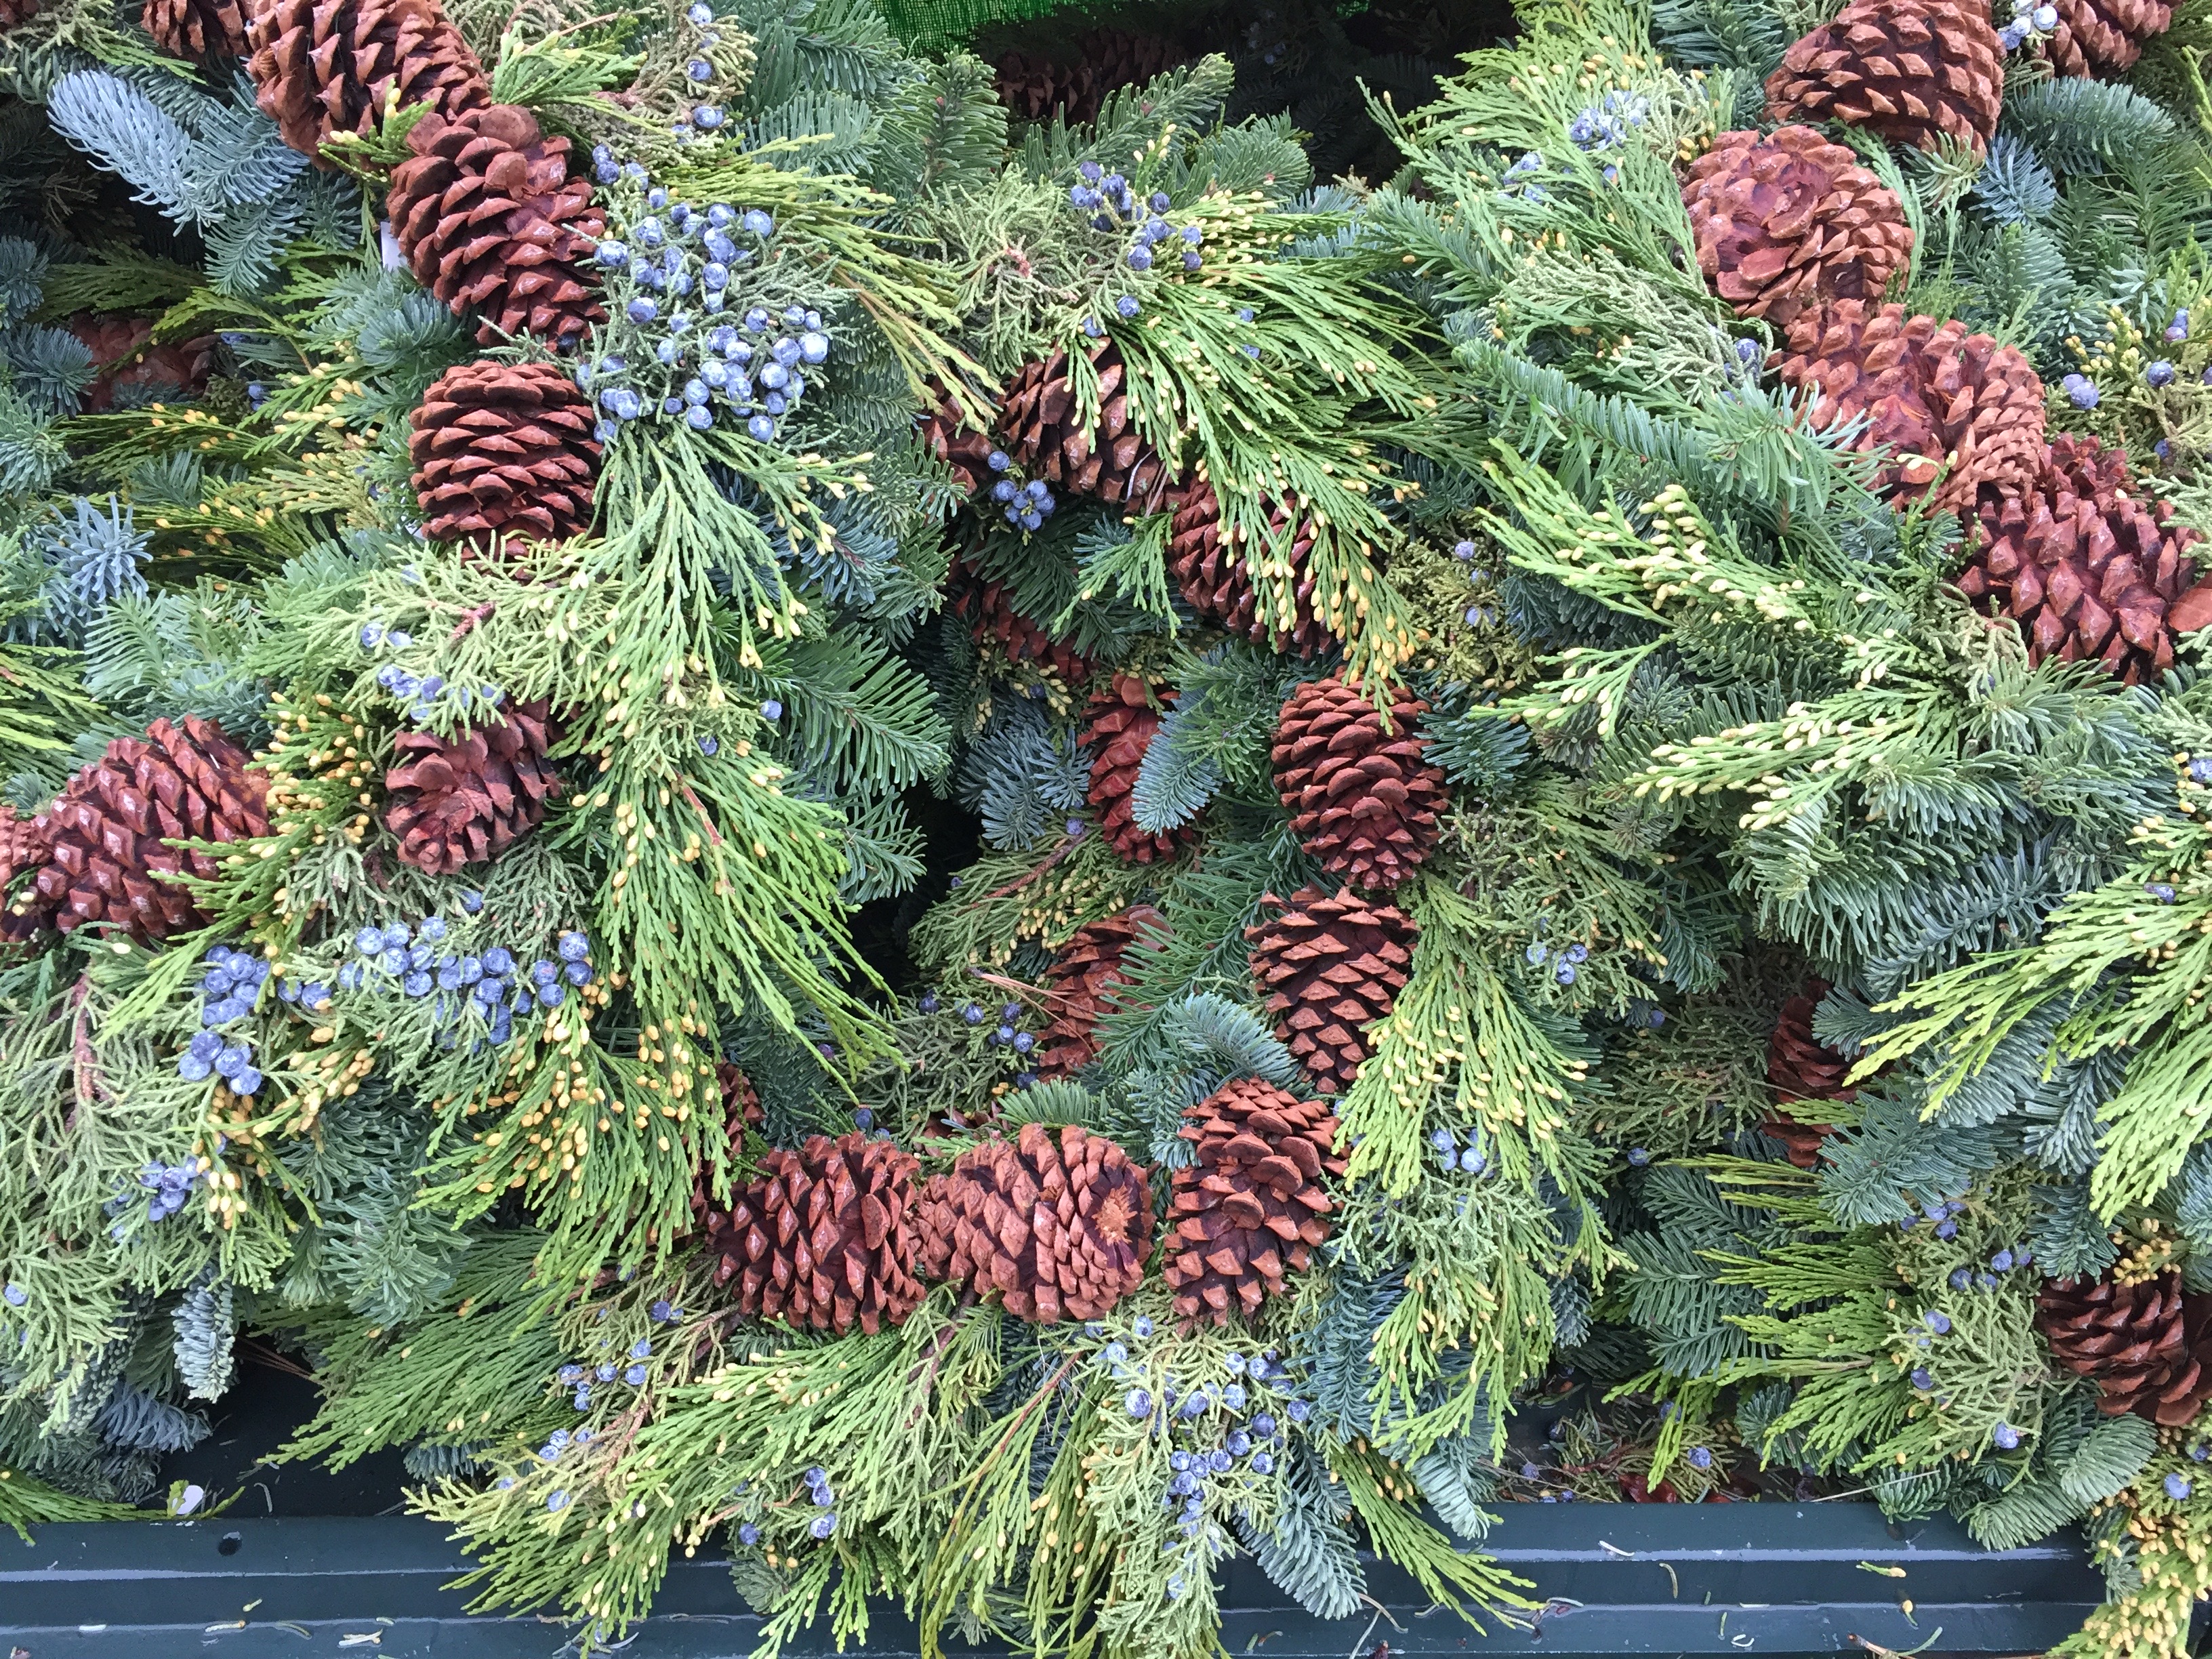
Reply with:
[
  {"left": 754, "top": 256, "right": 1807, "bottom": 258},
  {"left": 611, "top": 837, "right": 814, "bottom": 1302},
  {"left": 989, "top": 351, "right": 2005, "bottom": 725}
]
[{"left": 11, "top": 0, "right": 2212, "bottom": 1652}]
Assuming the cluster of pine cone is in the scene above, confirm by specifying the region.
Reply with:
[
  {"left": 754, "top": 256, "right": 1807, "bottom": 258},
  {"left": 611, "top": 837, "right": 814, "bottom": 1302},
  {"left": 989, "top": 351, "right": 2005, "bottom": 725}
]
[
  {"left": 928, "top": 348, "right": 1454, "bottom": 1105},
  {"left": 1679, "top": 0, "right": 2211, "bottom": 685},
  {"left": 696, "top": 1084, "right": 1344, "bottom": 1333}
]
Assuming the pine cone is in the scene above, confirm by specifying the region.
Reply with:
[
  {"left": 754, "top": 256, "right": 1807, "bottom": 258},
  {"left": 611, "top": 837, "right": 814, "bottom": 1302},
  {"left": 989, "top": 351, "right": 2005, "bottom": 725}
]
[
  {"left": 1163, "top": 1078, "right": 1345, "bottom": 1326},
  {"left": 143, "top": 0, "right": 246, "bottom": 60},
  {"left": 1961, "top": 436, "right": 2212, "bottom": 686},
  {"left": 28, "top": 718, "right": 268, "bottom": 944},
  {"left": 409, "top": 359, "right": 600, "bottom": 554},
  {"left": 1681, "top": 126, "right": 1914, "bottom": 332},
  {"left": 994, "top": 29, "right": 1187, "bottom": 125},
  {"left": 382, "top": 698, "right": 561, "bottom": 875},
  {"left": 718, "top": 1062, "right": 763, "bottom": 1132},
  {"left": 386, "top": 103, "right": 603, "bottom": 347},
  {"left": 2043, "top": 0, "right": 2173, "bottom": 75},
  {"left": 2037, "top": 1269, "right": 2212, "bottom": 1426},
  {"left": 65, "top": 316, "right": 215, "bottom": 412},
  {"left": 914, "top": 1122, "right": 1152, "bottom": 1323},
  {"left": 1765, "top": 0, "right": 2003, "bottom": 157},
  {"left": 918, "top": 381, "right": 999, "bottom": 496},
  {"left": 691, "top": 1063, "right": 764, "bottom": 1227},
  {"left": 705, "top": 1132, "right": 925, "bottom": 1336},
  {"left": 0, "top": 806, "right": 55, "bottom": 943},
  {"left": 1037, "top": 905, "right": 1163, "bottom": 1076},
  {"left": 1272, "top": 678, "right": 1447, "bottom": 892},
  {"left": 1767, "top": 978, "right": 1856, "bottom": 1103},
  {"left": 1247, "top": 886, "right": 1417, "bottom": 1096},
  {"left": 999, "top": 340, "right": 1174, "bottom": 513},
  {"left": 1774, "top": 302, "right": 2045, "bottom": 514},
  {"left": 1166, "top": 478, "right": 1328, "bottom": 657},
  {"left": 949, "top": 557, "right": 1091, "bottom": 682},
  {"left": 246, "top": 0, "right": 489, "bottom": 164},
  {"left": 1084, "top": 676, "right": 1191, "bottom": 864},
  {"left": 0, "top": 0, "right": 41, "bottom": 32},
  {"left": 1759, "top": 1113, "right": 1836, "bottom": 1170}
]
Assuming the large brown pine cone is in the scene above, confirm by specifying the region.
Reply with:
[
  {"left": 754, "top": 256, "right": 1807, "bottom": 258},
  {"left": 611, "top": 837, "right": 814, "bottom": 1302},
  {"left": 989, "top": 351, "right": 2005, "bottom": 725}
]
[
  {"left": 949, "top": 557, "right": 1091, "bottom": 682},
  {"left": 0, "top": 806, "right": 55, "bottom": 943},
  {"left": 999, "top": 340, "right": 1174, "bottom": 513},
  {"left": 915, "top": 1122, "right": 1152, "bottom": 1322},
  {"left": 918, "top": 381, "right": 999, "bottom": 496},
  {"left": 1774, "top": 302, "right": 2044, "bottom": 514},
  {"left": 386, "top": 104, "right": 602, "bottom": 348},
  {"left": 705, "top": 1132, "right": 925, "bottom": 1336},
  {"left": 382, "top": 698, "right": 560, "bottom": 875},
  {"left": 143, "top": 0, "right": 245, "bottom": 60},
  {"left": 65, "top": 316, "right": 215, "bottom": 412},
  {"left": 1084, "top": 675, "right": 1191, "bottom": 865},
  {"left": 29, "top": 718, "right": 268, "bottom": 944},
  {"left": 246, "top": 0, "right": 489, "bottom": 165},
  {"left": 1163, "top": 1078, "right": 1345, "bottom": 1326},
  {"left": 2037, "top": 1269, "right": 2212, "bottom": 1426},
  {"left": 1247, "top": 886, "right": 1416, "bottom": 1096},
  {"left": 0, "top": 0, "right": 41, "bottom": 31},
  {"left": 2043, "top": 0, "right": 2172, "bottom": 74},
  {"left": 1036, "top": 905, "right": 1163, "bottom": 1076},
  {"left": 1765, "top": 0, "right": 2003, "bottom": 157},
  {"left": 1272, "top": 678, "right": 1446, "bottom": 892},
  {"left": 1681, "top": 126, "right": 1914, "bottom": 333},
  {"left": 994, "top": 28, "right": 1188, "bottom": 125},
  {"left": 1166, "top": 478, "right": 1328, "bottom": 657},
  {"left": 1961, "top": 436, "right": 2212, "bottom": 686},
  {"left": 409, "top": 359, "right": 600, "bottom": 554}
]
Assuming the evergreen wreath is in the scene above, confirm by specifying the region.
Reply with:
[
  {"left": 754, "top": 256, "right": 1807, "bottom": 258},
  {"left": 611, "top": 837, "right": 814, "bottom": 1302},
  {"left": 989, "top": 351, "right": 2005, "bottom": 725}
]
[{"left": 8, "top": 0, "right": 2212, "bottom": 1652}]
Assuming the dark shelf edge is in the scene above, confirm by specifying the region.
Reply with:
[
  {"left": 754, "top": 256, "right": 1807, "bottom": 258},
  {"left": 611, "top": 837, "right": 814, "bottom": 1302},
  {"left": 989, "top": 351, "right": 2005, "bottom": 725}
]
[{"left": 0, "top": 1505, "right": 2109, "bottom": 1657}]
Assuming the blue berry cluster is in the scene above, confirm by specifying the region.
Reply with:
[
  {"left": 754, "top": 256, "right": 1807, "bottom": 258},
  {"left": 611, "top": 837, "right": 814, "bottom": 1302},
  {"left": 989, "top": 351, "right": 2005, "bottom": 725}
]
[
  {"left": 533, "top": 1427, "right": 597, "bottom": 1479},
  {"left": 104, "top": 1158, "right": 203, "bottom": 1236},
  {"left": 939, "top": 995, "right": 1042, "bottom": 1091},
  {"left": 1450, "top": 536, "right": 1501, "bottom": 626},
  {"left": 1427, "top": 1125, "right": 1489, "bottom": 1176},
  {"left": 2061, "top": 372, "right": 2099, "bottom": 410},
  {"left": 1067, "top": 163, "right": 1207, "bottom": 278},
  {"left": 1896, "top": 1195, "right": 2013, "bottom": 1245},
  {"left": 1566, "top": 89, "right": 1646, "bottom": 152},
  {"left": 983, "top": 448, "right": 1058, "bottom": 531},
  {"left": 558, "top": 1335, "right": 655, "bottom": 1412},
  {"left": 1101, "top": 1324, "right": 1307, "bottom": 1588},
  {"left": 178, "top": 945, "right": 272, "bottom": 1092},
  {"left": 1500, "top": 151, "right": 1547, "bottom": 202},
  {"left": 1943, "top": 1242, "right": 2023, "bottom": 1292},
  {"left": 326, "top": 905, "right": 594, "bottom": 1048},
  {"left": 580, "top": 175, "right": 833, "bottom": 447},
  {"left": 1999, "top": 0, "right": 2060, "bottom": 51},
  {"left": 360, "top": 621, "right": 504, "bottom": 725},
  {"left": 190, "top": 943, "right": 272, "bottom": 1031},
  {"left": 582, "top": 3, "right": 737, "bottom": 146},
  {"left": 1523, "top": 932, "right": 1587, "bottom": 986}
]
